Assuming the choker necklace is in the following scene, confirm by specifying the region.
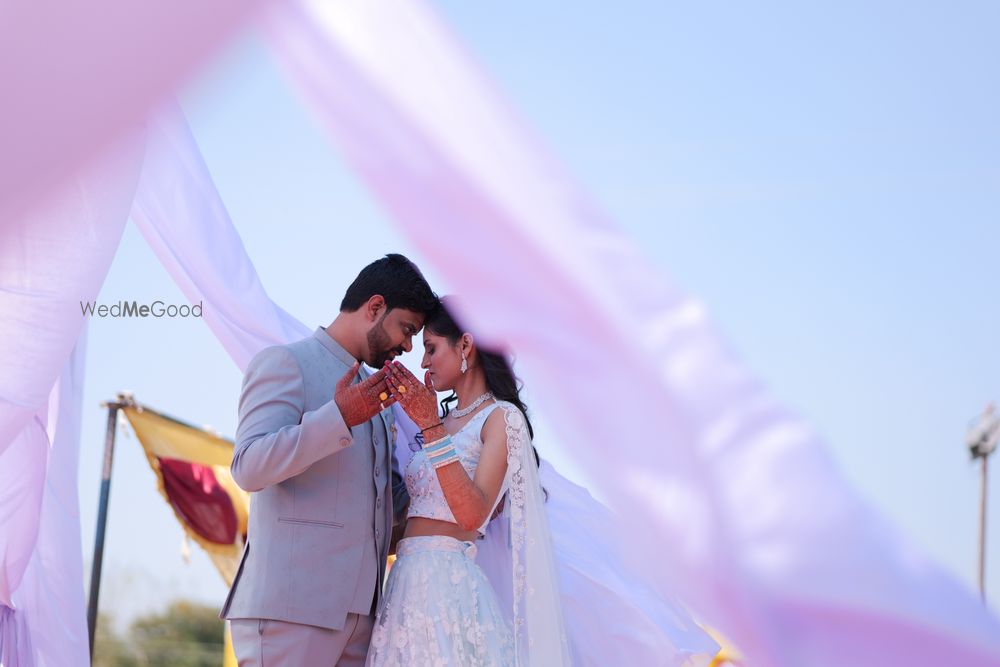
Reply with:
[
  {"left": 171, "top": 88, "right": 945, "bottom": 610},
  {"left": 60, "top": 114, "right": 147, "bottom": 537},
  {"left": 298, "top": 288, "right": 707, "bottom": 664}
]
[{"left": 451, "top": 391, "right": 494, "bottom": 418}]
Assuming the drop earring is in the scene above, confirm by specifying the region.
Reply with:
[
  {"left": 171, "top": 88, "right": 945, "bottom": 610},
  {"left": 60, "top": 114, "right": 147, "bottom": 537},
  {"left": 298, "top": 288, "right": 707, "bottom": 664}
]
[{"left": 460, "top": 351, "right": 468, "bottom": 374}]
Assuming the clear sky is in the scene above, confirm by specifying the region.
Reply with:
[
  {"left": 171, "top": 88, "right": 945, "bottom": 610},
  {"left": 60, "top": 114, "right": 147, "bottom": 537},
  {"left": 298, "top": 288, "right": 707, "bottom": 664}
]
[{"left": 77, "top": 1, "right": 1000, "bottom": 627}]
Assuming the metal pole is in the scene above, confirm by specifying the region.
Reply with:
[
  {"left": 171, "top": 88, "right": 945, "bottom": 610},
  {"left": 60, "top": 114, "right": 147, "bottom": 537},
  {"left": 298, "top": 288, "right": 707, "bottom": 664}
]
[
  {"left": 87, "top": 402, "right": 120, "bottom": 660},
  {"left": 980, "top": 455, "right": 989, "bottom": 602},
  {"left": 967, "top": 403, "right": 998, "bottom": 606}
]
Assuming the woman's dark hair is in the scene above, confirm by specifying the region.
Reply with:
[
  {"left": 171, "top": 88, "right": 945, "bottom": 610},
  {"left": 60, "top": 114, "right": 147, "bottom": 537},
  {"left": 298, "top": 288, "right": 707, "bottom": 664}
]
[
  {"left": 425, "top": 298, "right": 533, "bottom": 437},
  {"left": 425, "top": 298, "right": 543, "bottom": 478},
  {"left": 340, "top": 253, "right": 438, "bottom": 315}
]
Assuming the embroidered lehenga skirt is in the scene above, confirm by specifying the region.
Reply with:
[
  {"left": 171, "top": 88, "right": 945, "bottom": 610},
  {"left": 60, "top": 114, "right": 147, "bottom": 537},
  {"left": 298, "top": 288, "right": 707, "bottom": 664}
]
[{"left": 366, "top": 536, "right": 514, "bottom": 667}]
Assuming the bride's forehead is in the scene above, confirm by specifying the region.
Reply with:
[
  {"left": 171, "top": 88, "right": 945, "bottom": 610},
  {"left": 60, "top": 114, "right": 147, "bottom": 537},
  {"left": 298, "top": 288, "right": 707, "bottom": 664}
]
[{"left": 423, "top": 331, "right": 448, "bottom": 345}]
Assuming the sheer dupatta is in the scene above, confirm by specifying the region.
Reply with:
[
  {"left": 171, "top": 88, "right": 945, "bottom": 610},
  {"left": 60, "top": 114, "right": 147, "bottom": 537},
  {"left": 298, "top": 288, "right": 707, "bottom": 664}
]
[
  {"left": 475, "top": 402, "right": 719, "bottom": 667},
  {"left": 499, "top": 403, "right": 572, "bottom": 665}
]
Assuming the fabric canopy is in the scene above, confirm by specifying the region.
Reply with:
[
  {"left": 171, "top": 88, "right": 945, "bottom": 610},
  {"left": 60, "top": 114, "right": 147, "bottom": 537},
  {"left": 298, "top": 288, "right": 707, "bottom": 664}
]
[{"left": 1, "top": 1, "right": 999, "bottom": 665}]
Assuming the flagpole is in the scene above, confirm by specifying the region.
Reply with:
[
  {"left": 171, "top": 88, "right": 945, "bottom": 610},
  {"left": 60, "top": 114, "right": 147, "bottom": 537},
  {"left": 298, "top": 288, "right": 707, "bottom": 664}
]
[
  {"left": 967, "top": 402, "right": 999, "bottom": 605},
  {"left": 87, "top": 393, "right": 130, "bottom": 660},
  {"left": 980, "top": 454, "right": 989, "bottom": 601}
]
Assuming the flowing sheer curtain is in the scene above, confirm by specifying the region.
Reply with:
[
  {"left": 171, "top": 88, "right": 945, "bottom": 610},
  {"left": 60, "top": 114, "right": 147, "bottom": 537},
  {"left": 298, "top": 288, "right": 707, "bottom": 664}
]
[
  {"left": 261, "top": 1, "right": 1000, "bottom": 665},
  {"left": 1, "top": 1, "right": 999, "bottom": 665},
  {"left": 11, "top": 332, "right": 91, "bottom": 667},
  {"left": 0, "top": 140, "right": 143, "bottom": 667},
  {"left": 130, "top": 106, "right": 310, "bottom": 365}
]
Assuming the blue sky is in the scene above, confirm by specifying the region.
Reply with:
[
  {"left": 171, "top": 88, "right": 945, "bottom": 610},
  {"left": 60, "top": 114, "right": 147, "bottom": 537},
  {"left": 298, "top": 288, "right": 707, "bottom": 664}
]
[{"left": 78, "top": 1, "right": 1000, "bottom": 626}]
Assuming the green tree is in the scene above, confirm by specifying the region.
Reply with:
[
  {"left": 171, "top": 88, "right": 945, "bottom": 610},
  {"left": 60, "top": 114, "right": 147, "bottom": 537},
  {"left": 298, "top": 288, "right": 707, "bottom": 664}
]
[
  {"left": 128, "top": 600, "right": 224, "bottom": 667},
  {"left": 92, "top": 601, "right": 224, "bottom": 667}
]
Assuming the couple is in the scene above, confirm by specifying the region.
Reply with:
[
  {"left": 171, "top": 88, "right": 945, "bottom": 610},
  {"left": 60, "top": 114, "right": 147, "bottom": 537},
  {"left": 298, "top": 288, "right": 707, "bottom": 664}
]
[
  {"left": 221, "top": 254, "right": 717, "bottom": 666},
  {"left": 220, "top": 253, "right": 560, "bottom": 666}
]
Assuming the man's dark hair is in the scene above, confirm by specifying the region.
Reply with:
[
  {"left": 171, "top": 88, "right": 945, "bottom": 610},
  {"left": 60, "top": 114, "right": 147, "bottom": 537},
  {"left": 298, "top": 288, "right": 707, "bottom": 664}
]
[{"left": 340, "top": 253, "right": 438, "bottom": 315}]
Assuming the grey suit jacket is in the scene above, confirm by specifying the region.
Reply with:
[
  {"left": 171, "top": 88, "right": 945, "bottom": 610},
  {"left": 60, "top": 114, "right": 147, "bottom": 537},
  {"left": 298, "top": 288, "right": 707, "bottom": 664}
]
[{"left": 220, "top": 327, "right": 408, "bottom": 630}]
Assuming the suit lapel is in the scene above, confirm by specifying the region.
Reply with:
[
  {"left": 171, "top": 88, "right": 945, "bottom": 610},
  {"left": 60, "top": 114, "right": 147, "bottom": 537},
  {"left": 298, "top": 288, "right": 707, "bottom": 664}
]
[{"left": 360, "top": 365, "right": 391, "bottom": 452}]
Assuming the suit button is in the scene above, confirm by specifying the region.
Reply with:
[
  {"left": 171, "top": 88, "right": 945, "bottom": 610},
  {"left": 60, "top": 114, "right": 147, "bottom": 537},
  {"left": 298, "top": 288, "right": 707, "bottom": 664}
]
[
  {"left": 376, "top": 528, "right": 382, "bottom": 539},
  {"left": 339, "top": 437, "right": 350, "bottom": 448},
  {"left": 375, "top": 468, "right": 381, "bottom": 477},
  {"left": 376, "top": 498, "right": 382, "bottom": 509}
]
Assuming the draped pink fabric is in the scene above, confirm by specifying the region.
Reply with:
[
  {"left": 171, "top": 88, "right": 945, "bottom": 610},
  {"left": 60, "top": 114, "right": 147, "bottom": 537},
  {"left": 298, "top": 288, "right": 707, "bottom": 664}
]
[
  {"left": 262, "top": 2, "right": 1000, "bottom": 665},
  {"left": 0, "top": 0, "right": 273, "bottom": 223}
]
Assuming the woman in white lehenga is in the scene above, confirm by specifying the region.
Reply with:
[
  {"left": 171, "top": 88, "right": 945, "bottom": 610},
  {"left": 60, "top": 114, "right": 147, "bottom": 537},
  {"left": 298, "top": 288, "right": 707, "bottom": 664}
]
[
  {"left": 369, "top": 295, "right": 562, "bottom": 666},
  {"left": 370, "top": 297, "right": 719, "bottom": 667}
]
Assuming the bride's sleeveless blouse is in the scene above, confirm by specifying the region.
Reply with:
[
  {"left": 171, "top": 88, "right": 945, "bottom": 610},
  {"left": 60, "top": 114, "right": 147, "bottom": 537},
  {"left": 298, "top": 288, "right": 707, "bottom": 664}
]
[{"left": 404, "top": 403, "right": 507, "bottom": 533}]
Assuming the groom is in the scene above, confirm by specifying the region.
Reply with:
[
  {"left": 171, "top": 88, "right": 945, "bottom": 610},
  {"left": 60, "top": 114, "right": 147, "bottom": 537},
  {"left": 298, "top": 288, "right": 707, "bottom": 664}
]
[{"left": 221, "top": 254, "right": 438, "bottom": 666}]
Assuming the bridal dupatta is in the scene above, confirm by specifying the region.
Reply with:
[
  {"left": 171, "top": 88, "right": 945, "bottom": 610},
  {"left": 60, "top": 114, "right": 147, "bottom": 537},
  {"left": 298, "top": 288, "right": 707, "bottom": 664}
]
[
  {"left": 496, "top": 402, "right": 572, "bottom": 665},
  {"left": 473, "top": 403, "right": 719, "bottom": 667}
]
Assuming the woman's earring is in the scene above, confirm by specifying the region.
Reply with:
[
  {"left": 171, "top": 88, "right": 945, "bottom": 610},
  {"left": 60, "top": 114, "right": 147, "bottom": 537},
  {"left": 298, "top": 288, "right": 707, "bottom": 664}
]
[{"left": 460, "top": 352, "right": 468, "bottom": 374}]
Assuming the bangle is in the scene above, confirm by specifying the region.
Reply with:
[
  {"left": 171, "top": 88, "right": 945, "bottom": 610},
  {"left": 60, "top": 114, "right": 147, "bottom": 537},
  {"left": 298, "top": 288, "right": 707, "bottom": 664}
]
[
  {"left": 428, "top": 446, "right": 459, "bottom": 468},
  {"left": 426, "top": 444, "right": 455, "bottom": 460},
  {"left": 422, "top": 435, "right": 459, "bottom": 469},
  {"left": 430, "top": 453, "right": 460, "bottom": 469},
  {"left": 423, "top": 435, "right": 453, "bottom": 453},
  {"left": 420, "top": 422, "right": 444, "bottom": 434}
]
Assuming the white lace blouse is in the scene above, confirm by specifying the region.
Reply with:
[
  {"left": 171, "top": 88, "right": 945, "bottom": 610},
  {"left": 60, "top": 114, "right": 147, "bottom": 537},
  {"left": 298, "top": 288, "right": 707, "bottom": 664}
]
[{"left": 404, "top": 401, "right": 511, "bottom": 535}]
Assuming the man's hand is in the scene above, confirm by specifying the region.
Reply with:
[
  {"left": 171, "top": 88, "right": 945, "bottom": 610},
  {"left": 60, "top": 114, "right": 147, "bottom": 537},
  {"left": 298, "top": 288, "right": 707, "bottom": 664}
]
[{"left": 334, "top": 362, "right": 395, "bottom": 428}]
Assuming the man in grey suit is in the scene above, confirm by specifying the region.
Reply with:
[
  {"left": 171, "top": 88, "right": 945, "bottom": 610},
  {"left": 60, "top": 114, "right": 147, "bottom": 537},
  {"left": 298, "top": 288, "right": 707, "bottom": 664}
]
[{"left": 221, "top": 254, "right": 438, "bottom": 666}]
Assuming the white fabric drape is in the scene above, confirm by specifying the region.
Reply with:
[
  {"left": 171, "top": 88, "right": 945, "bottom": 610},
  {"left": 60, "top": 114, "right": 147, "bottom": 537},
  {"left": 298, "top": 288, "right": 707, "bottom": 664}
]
[
  {"left": 503, "top": 405, "right": 572, "bottom": 665},
  {"left": 130, "top": 105, "right": 309, "bottom": 368},
  {"left": 10, "top": 330, "right": 91, "bottom": 667},
  {"left": 0, "top": 141, "right": 143, "bottom": 667},
  {"left": 0, "top": 139, "right": 143, "bottom": 454},
  {"left": 0, "top": 428, "right": 45, "bottom": 666},
  {"left": 262, "top": 1, "right": 1000, "bottom": 664},
  {"left": 536, "top": 460, "right": 721, "bottom": 667}
]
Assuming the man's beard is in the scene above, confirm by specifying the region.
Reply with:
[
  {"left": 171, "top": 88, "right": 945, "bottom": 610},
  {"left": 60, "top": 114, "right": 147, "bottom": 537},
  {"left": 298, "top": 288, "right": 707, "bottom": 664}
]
[{"left": 367, "top": 317, "right": 401, "bottom": 367}]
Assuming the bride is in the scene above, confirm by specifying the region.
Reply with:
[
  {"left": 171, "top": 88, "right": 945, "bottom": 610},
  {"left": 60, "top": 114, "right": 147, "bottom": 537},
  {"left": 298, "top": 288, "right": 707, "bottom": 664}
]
[
  {"left": 368, "top": 297, "right": 718, "bottom": 666},
  {"left": 368, "top": 295, "right": 561, "bottom": 666}
]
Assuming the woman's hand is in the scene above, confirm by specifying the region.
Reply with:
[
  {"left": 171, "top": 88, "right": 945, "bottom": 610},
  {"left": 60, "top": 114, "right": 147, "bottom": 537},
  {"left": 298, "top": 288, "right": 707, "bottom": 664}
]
[
  {"left": 385, "top": 361, "right": 444, "bottom": 438},
  {"left": 334, "top": 362, "right": 396, "bottom": 427}
]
